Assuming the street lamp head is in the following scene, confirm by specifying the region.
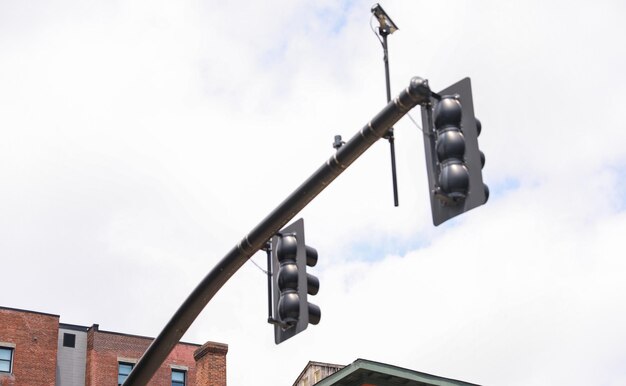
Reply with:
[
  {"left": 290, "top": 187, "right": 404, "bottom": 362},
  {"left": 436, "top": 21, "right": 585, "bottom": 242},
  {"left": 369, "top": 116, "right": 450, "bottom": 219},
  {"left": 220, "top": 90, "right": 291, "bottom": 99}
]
[{"left": 371, "top": 3, "right": 398, "bottom": 35}]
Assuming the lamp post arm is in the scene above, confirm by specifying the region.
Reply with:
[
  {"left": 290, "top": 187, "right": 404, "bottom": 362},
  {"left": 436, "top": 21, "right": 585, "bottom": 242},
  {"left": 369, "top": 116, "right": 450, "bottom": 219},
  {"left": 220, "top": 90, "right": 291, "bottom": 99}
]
[{"left": 123, "top": 76, "right": 431, "bottom": 386}]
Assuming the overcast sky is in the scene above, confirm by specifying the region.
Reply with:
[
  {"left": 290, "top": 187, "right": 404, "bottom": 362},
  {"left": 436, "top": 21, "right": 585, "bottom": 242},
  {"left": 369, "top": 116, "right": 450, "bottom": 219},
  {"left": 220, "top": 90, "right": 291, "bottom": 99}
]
[{"left": 2, "top": 1, "right": 626, "bottom": 385}]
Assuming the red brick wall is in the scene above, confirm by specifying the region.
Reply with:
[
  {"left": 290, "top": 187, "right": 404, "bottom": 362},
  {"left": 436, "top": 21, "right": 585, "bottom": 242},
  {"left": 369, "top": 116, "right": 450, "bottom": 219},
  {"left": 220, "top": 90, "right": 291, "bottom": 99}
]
[
  {"left": 0, "top": 307, "right": 228, "bottom": 386},
  {"left": 0, "top": 308, "right": 59, "bottom": 386},
  {"left": 193, "top": 342, "right": 228, "bottom": 386},
  {"left": 86, "top": 327, "right": 227, "bottom": 386}
]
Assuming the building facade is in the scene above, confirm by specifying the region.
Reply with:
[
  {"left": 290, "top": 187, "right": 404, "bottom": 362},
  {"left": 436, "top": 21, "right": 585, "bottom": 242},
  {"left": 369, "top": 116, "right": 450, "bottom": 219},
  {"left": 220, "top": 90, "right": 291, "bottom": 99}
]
[
  {"left": 0, "top": 306, "right": 227, "bottom": 386},
  {"left": 292, "top": 359, "right": 480, "bottom": 386},
  {"left": 292, "top": 361, "right": 344, "bottom": 386}
]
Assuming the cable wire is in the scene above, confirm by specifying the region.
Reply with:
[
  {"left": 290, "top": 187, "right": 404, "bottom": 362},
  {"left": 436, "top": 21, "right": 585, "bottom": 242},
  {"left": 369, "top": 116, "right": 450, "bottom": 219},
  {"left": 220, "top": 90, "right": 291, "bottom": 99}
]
[
  {"left": 370, "top": 14, "right": 385, "bottom": 48},
  {"left": 407, "top": 112, "right": 424, "bottom": 133},
  {"left": 249, "top": 257, "right": 268, "bottom": 275}
]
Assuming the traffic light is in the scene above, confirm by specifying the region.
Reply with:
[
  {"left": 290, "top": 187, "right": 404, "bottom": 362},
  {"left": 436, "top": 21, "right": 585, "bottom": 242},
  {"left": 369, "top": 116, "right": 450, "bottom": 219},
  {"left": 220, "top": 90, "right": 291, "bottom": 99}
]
[
  {"left": 420, "top": 77, "right": 488, "bottom": 226},
  {"left": 270, "top": 218, "right": 320, "bottom": 344}
]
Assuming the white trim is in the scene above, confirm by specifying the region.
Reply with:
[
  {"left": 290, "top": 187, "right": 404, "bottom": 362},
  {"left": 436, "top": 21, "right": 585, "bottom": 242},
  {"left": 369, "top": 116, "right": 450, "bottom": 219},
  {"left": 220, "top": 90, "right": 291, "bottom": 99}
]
[
  {"left": 117, "top": 357, "right": 138, "bottom": 364},
  {"left": 170, "top": 364, "right": 189, "bottom": 371},
  {"left": 0, "top": 343, "right": 15, "bottom": 348}
]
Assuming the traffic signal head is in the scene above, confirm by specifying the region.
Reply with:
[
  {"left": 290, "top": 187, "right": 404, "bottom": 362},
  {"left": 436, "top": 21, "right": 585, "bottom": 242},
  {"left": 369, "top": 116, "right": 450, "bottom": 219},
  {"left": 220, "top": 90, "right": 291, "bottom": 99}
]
[
  {"left": 434, "top": 96, "right": 469, "bottom": 199},
  {"left": 271, "top": 218, "right": 320, "bottom": 344},
  {"left": 420, "top": 77, "right": 488, "bottom": 226},
  {"left": 275, "top": 234, "right": 299, "bottom": 324}
]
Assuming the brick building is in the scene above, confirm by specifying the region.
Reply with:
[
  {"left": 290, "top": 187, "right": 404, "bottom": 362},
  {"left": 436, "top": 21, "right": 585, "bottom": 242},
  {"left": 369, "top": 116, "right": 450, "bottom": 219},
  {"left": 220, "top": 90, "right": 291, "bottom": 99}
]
[{"left": 0, "top": 306, "right": 227, "bottom": 386}]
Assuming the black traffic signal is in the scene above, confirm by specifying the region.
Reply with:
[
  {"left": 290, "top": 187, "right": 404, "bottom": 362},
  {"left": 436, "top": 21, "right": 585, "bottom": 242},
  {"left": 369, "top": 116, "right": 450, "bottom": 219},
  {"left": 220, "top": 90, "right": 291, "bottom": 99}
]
[
  {"left": 420, "top": 77, "right": 488, "bottom": 226},
  {"left": 270, "top": 218, "right": 320, "bottom": 344}
]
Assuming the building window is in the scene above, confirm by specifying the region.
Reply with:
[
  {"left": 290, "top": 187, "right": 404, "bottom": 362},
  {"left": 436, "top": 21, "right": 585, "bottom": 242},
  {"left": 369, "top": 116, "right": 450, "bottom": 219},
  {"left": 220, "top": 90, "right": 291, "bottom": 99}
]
[
  {"left": 118, "top": 362, "right": 134, "bottom": 386},
  {"left": 63, "top": 333, "right": 76, "bottom": 348},
  {"left": 172, "top": 369, "right": 186, "bottom": 386},
  {"left": 0, "top": 347, "right": 13, "bottom": 373}
]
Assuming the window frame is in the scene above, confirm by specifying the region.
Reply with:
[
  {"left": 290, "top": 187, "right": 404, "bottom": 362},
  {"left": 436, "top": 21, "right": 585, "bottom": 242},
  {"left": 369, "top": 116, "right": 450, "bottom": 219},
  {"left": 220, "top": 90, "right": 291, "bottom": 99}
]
[
  {"left": 0, "top": 346, "right": 13, "bottom": 374},
  {"left": 62, "top": 333, "right": 76, "bottom": 348},
  {"left": 118, "top": 361, "right": 134, "bottom": 386},
  {"left": 171, "top": 368, "right": 186, "bottom": 386}
]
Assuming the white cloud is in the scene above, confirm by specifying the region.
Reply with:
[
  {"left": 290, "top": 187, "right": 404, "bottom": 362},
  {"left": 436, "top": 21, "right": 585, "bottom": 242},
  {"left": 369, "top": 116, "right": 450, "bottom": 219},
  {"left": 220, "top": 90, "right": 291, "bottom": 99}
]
[{"left": 1, "top": 1, "right": 626, "bottom": 385}]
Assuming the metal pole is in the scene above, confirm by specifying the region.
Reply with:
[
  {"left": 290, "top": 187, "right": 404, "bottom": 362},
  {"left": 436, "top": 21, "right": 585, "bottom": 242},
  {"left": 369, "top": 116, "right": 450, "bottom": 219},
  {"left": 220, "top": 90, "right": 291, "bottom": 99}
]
[
  {"left": 265, "top": 243, "right": 273, "bottom": 322},
  {"left": 383, "top": 34, "right": 391, "bottom": 103},
  {"left": 123, "top": 77, "right": 431, "bottom": 386},
  {"left": 382, "top": 32, "right": 399, "bottom": 207}
]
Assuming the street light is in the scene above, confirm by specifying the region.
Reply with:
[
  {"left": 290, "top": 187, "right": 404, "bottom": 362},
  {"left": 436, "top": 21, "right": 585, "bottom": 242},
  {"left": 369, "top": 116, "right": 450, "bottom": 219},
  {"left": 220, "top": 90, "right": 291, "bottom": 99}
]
[
  {"left": 371, "top": 3, "right": 401, "bottom": 207},
  {"left": 371, "top": 3, "right": 398, "bottom": 35}
]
